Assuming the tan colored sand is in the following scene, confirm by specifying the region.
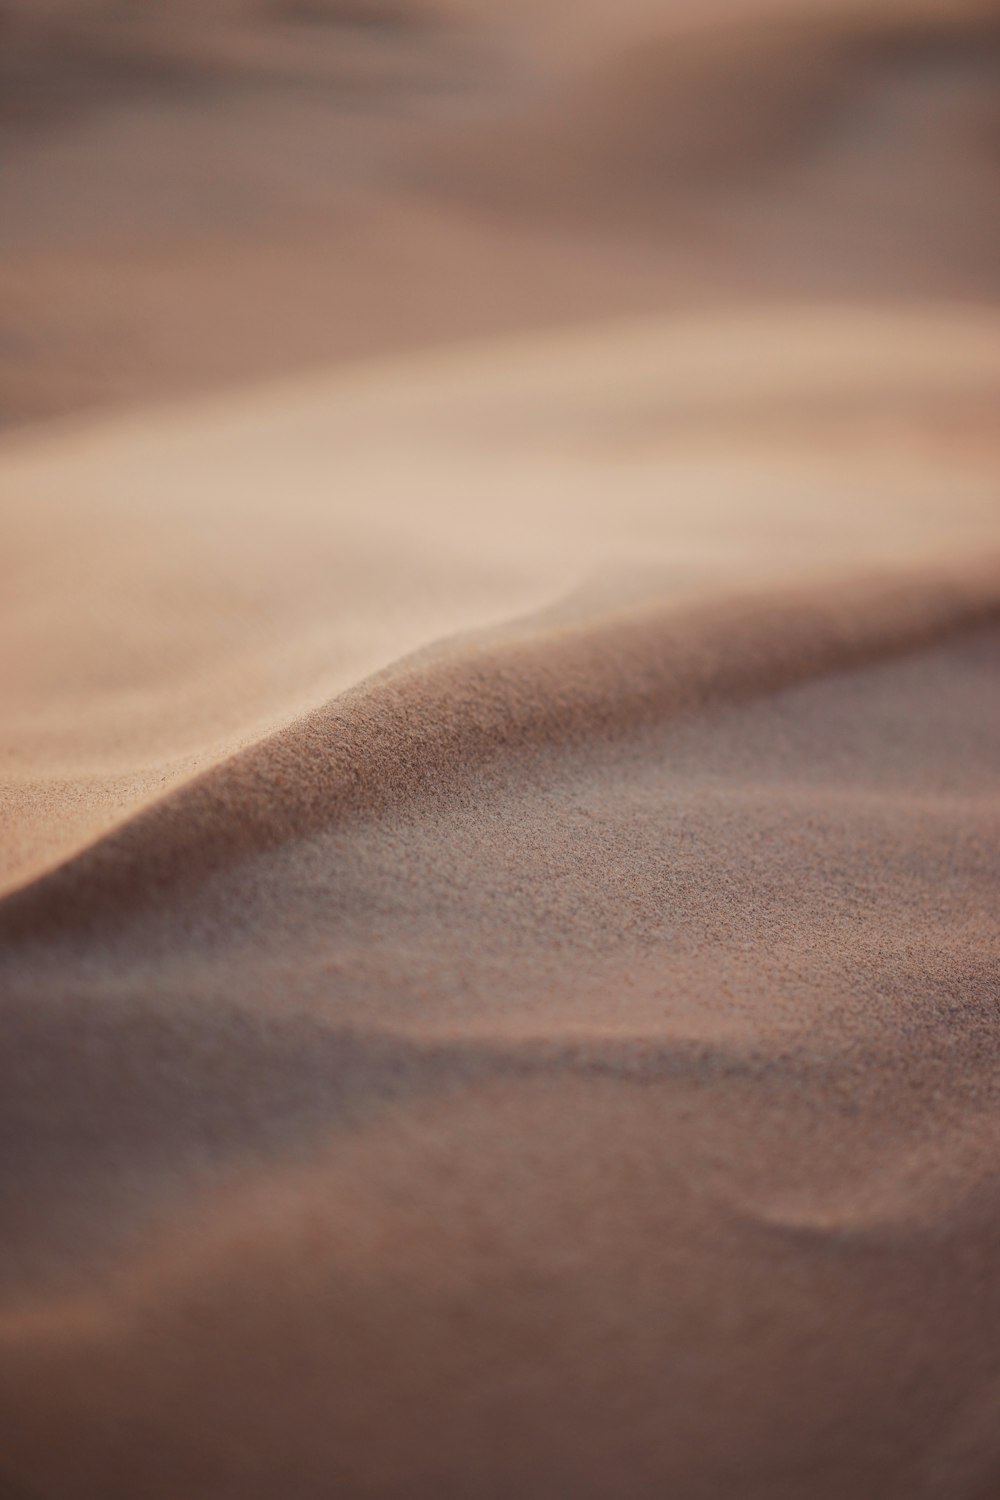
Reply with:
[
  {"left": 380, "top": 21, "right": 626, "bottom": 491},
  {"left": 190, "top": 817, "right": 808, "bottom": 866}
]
[
  {"left": 2, "top": 299, "right": 999, "bottom": 1498},
  {"left": 1, "top": 2, "right": 1000, "bottom": 1497},
  {"left": 3, "top": 302, "right": 999, "bottom": 894}
]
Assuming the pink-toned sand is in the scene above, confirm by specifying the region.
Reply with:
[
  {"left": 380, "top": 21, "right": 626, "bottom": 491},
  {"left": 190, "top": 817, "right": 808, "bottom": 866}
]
[{"left": 1, "top": 3, "right": 999, "bottom": 1497}]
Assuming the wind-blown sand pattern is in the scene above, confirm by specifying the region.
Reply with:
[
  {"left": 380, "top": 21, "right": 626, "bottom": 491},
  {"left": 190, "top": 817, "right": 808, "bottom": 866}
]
[{"left": 1, "top": 2, "right": 1000, "bottom": 1497}]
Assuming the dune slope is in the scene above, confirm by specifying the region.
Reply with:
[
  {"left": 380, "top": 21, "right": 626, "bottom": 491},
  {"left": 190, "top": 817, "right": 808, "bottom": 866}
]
[
  {"left": 2, "top": 0, "right": 1000, "bottom": 1494},
  {"left": 1, "top": 302, "right": 1000, "bottom": 1497}
]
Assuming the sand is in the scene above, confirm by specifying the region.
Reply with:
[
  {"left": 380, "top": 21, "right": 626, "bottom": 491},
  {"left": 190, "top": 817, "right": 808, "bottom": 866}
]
[{"left": 1, "top": 2, "right": 1000, "bottom": 1497}]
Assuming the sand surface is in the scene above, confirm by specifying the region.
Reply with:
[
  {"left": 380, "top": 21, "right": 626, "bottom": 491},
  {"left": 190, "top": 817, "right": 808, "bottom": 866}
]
[{"left": 1, "top": 2, "right": 1000, "bottom": 1497}]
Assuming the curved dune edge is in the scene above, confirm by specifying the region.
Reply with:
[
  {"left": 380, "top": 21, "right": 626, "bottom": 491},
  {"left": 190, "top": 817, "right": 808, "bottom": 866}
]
[
  {"left": 4, "top": 298, "right": 1000, "bottom": 903},
  {"left": 3, "top": 552, "right": 998, "bottom": 939}
]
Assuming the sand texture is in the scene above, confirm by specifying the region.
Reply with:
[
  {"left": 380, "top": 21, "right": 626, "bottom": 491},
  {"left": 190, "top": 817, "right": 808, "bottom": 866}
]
[{"left": 1, "top": 2, "right": 1000, "bottom": 1496}]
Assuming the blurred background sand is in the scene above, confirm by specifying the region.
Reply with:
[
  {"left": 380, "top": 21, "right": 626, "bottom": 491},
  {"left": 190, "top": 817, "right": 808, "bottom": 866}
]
[{"left": 2, "top": 0, "right": 998, "bottom": 425}]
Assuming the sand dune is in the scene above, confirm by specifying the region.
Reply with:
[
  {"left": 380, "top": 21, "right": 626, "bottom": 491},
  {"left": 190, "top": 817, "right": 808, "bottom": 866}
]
[
  {"left": 2, "top": 0, "right": 1000, "bottom": 1495},
  {"left": 3, "top": 303, "right": 1000, "bottom": 896},
  {"left": 2, "top": 299, "right": 1000, "bottom": 1496}
]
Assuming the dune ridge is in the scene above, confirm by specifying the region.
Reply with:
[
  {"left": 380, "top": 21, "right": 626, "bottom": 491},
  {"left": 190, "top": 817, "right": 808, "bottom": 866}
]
[
  {"left": 3, "top": 552, "right": 999, "bottom": 939},
  {"left": 4, "top": 299, "right": 999, "bottom": 903}
]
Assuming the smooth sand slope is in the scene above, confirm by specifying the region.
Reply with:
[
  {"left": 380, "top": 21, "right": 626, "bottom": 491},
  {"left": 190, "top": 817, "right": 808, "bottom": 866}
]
[{"left": 2, "top": 301, "right": 1000, "bottom": 1498}]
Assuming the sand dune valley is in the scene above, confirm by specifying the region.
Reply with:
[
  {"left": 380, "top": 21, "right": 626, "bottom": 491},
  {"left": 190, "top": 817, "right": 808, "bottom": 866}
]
[{"left": 1, "top": 2, "right": 1000, "bottom": 1496}]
